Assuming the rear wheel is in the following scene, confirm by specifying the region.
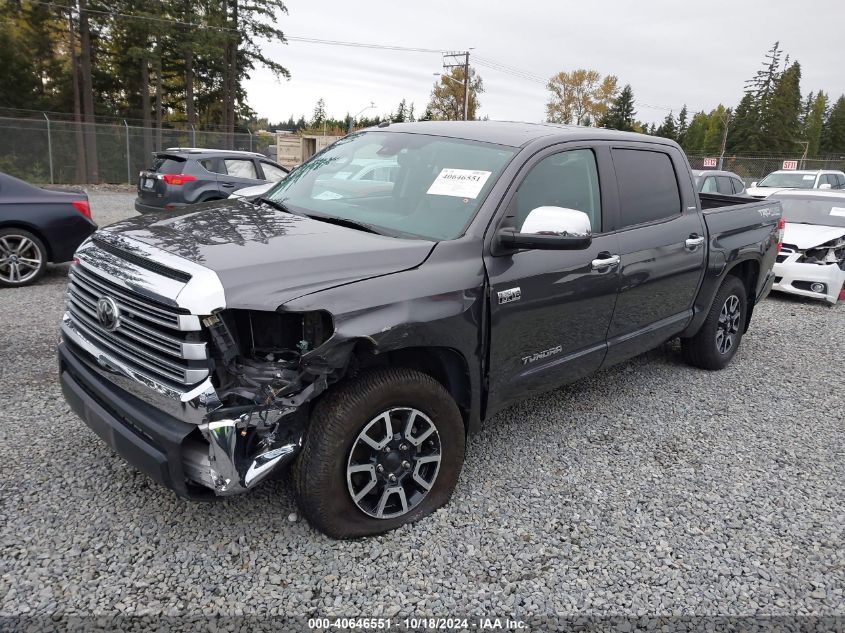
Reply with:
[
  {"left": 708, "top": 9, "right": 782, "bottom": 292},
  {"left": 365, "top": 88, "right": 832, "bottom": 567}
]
[
  {"left": 293, "top": 368, "right": 465, "bottom": 538},
  {"left": 682, "top": 275, "right": 747, "bottom": 370},
  {"left": 0, "top": 228, "right": 47, "bottom": 288}
]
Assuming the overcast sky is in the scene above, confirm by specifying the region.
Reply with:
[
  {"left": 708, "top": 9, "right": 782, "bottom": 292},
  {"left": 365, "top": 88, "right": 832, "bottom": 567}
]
[{"left": 244, "top": 0, "right": 845, "bottom": 126}]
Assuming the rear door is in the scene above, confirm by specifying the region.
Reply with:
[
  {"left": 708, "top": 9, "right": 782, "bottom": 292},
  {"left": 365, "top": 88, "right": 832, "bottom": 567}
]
[
  {"left": 216, "top": 157, "right": 265, "bottom": 193},
  {"left": 603, "top": 145, "right": 705, "bottom": 366},
  {"left": 484, "top": 144, "right": 620, "bottom": 412}
]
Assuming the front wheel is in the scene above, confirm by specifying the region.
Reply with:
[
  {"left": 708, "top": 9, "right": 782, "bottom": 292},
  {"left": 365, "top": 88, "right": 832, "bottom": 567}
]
[
  {"left": 682, "top": 275, "right": 747, "bottom": 370},
  {"left": 293, "top": 368, "right": 465, "bottom": 538}
]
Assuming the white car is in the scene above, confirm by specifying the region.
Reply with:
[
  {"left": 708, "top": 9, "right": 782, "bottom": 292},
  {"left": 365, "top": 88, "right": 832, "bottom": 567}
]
[
  {"left": 770, "top": 190, "right": 845, "bottom": 304},
  {"left": 746, "top": 170, "right": 845, "bottom": 199}
]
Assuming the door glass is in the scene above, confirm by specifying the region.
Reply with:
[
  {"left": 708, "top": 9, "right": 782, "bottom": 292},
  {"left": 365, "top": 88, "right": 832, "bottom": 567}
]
[
  {"left": 224, "top": 159, "right": 258, "bottom": 179},
  {"left": 701, "top": 176, "right": 717, "bottom": 193},
  {"left": 261, "top": 162, "right": 287, "bottom": 181},
  {"left": 732, "top": 178, "right": 745, "bottom": 194},
  {"left": 612, "top": 149, "right": 681, "bottom": 227},
  {"left": 514, "top": 149, "right": 601, "bottom": 232},
  {"left": 716, "top": 176, "right": 734, "bottom": 194}
]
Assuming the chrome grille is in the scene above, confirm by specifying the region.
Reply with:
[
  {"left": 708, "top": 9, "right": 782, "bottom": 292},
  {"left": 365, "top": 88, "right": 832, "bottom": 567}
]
[{"left": 66, "top": 264, "right": 209, "bottom": 387}]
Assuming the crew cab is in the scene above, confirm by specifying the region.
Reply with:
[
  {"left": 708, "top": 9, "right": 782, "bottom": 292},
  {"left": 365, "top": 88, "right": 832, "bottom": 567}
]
[{"left": 58, "top": 122, "right": 782, "bottom": 538}]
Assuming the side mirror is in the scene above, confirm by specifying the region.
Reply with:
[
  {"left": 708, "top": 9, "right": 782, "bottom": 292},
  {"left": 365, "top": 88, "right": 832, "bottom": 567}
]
[
  {"left": 751, "top": 182, "right": 758, "bottom": 188},
  {"left": 496, "top": 206, "right": 592, "bottom": 252},
  {"left": 819, "top": 183, "right": 832, "bottom": 190}
]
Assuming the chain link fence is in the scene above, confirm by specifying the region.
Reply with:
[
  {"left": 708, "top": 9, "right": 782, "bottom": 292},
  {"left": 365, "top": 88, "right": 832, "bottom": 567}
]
[
  {"left": 3, "top": 114, "right": 845, "bottom": 186},
  {"left": 686, "top": 154, "right": 845, "bottom": 185},
  {"left": 0, "top": 115, "right": 274, "bottom": 185}
]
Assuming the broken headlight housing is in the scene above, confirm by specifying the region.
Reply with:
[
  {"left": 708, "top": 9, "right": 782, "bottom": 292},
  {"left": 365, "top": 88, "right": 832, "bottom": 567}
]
[
  {"left": 801, "top": 237, "right": 845, "bottom": 266},
  {"left": 203, "top": 309, "right": 334, "bottom": 407}
]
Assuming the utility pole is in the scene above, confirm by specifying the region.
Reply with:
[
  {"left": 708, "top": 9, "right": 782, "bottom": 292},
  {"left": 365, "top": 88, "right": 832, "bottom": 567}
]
[
  {"left": 442, "top": 51, "right": 471, "bottom": 120},
  {"left": 718, "top": 109, "right": 731, "bottom": 170}
]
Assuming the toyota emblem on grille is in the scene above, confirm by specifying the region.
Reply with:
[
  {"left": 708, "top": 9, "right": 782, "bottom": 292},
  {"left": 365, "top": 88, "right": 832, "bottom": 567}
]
[{"left": 96, "top": 296, "right": 120, "bottom": 331}]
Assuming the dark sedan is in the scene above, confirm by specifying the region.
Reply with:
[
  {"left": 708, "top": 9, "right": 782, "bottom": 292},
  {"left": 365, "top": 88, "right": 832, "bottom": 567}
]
[{"left": 0, "top": 172, "right": 97, "bottom": 287}]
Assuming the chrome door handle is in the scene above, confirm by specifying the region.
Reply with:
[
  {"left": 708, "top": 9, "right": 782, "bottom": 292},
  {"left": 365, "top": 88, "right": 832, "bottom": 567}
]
[
  {"left": 685, "top": 236, "right": 705, "bottom": 248},
  {"left": 591, "top": 254, "right": 620, "bottom": 270}
]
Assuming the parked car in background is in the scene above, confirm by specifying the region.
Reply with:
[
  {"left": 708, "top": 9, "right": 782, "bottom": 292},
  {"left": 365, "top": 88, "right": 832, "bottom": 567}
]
[
  {"left": 692, "top": 170, "right": 748, "bottom": 196},
  {"left": 230, "top": 158, "right": 399, "bottom": 200},
  {"left": 135, "top": 148, "right": 289, "bottom": 213},
  {"left": 746, "top": 169, "right": 845, "bottom": 199},
  {"left": 0, "top": 172, "right": 96, "bottom": 287},
  {"left": 770, "top": 190, "right": 845, "bottom": 304},
  {"left": 59, "top": 122, "right": 781, "bottom": 538}
]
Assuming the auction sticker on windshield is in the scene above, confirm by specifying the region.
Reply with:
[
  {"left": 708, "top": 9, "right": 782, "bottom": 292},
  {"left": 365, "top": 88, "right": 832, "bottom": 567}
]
[{"left": 427, "top": 168, "right": 492, "bottom": 198}]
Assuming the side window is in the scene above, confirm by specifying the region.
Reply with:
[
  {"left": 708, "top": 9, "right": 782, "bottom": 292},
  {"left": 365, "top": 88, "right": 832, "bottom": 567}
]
[
  {"left": 613, "top": 149, "right": 681, "bottom": 227},
  {"left": 700, "top": 176, "right": 717, "bottom": 193},
  {"left": 513, "top": 149, "right": 602, "bottom": 233},
  {"left": 716, "top": 176, "right": 734, "bottom": 195},
  {"left": 732, "top": 178, "right": 745, "bottom": 194},
  {"left": 837, "top": 174, "right": 845, "bottom": 189},
  {"left": 224, "top": 159, "right": 258, "bottom": 179},
  {"left": 199, "top": 159, "right": 223, "bottom": 174},
  {"left": 261, "top": 162, "right": 287, "bottom": 181}
]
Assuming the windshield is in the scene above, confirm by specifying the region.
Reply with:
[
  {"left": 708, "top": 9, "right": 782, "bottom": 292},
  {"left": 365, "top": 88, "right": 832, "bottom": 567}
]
[
  {"left": 264, "top": 131, "right": 516, "bottom": 240},
  {"left": 773, "top": 196, "right": 845, "bottom": 228},
  {"left": 758, "top": 172, "right": 816, "bottom": 188}
]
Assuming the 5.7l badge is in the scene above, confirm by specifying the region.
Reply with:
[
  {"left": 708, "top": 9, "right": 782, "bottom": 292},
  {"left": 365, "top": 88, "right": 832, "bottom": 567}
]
[{"left": 497, "top": 287, "right": 521, "bottom": 304}]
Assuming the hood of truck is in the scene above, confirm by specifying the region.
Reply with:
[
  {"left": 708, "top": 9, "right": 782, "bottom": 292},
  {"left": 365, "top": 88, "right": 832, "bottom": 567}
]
[{"left": 100, "top": 199, "right": 435, "bottom": 309}]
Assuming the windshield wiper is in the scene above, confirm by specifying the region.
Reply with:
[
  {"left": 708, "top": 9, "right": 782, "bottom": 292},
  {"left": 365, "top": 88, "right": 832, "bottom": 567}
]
[
  {"left": 301, "top": 212, "right": 387, "bottom": 235},
  {"left": 256, "top": 197, "right": 298, "bottom": 215}
]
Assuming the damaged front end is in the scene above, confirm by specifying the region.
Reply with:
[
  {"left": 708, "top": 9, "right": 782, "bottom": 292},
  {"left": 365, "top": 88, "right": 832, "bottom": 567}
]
[{"left": 186, "top": 308, "right": 337, "bottom": 495}]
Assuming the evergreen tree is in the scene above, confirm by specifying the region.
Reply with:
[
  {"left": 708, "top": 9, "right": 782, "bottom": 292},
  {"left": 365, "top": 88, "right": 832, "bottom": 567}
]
[
  {"left": 702, "top": 105, "right": 729, "bottom": 155},
  {"left": 311, "top": 98, "right": 326, "bottom": 127},
  {"left": 804, "top": 92, "right": 827, "bottom": 156},
  {"left": 392, "top": 99, "right": 407, "bottom": 123},
  {"left": 682, "top": 112, "right": 709, "bottom": 154},
  {"left": 726, "top": 92, "right": 758, "bottom": 153},
  {"left": 821, "top": 95, "right": 845, "bottom": 154},
  {"left": 677, "top": 105, "right": 689, "bottom": 146},
  {"left": 655, "top": 111, "right": 677, "bottom": 140},
  {"left": 598, "top": 84, "right": 636, "bottom": 131},
  {"left": 764, "top": 61, "right": 802, "bottom": 153}
]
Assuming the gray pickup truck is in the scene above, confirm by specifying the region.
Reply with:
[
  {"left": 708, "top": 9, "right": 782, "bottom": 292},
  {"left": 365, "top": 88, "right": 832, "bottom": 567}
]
[{"left": 58, "top": 122, "right": 782, "bottom": 538}]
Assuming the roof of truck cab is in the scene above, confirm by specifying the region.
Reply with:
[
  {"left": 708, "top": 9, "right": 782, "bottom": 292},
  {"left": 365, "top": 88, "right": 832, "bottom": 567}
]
[{"left": 366, "top": 120, "right": 672, "bottom": 148}]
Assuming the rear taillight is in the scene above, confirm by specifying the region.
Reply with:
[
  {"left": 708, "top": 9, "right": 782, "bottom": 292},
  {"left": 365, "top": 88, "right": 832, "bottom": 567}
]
[
  {"left": 71, "top": 200, "right": 91, "bottom": 220},
  {"left": 776, "top": 217, "right": 785, "bottom": 252},
  {"left": 162, "top": 173, "right": 197, "bottom": 186}
]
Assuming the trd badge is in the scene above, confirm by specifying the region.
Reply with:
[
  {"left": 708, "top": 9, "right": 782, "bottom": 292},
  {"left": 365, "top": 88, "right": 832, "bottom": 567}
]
[{"left": 497, "top": 287, "right": 521, "bottom": 304}]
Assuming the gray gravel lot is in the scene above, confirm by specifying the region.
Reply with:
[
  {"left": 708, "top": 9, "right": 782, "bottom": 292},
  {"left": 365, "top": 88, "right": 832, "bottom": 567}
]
[{"left": 1, "top": 190, "right": 843, "bottom": 621}]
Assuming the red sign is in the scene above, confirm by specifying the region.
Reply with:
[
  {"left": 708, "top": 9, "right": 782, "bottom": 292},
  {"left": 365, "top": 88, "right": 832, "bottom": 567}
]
[
  {"left": 702, "top": 158, "right": 718, "bottom": 168},
  {"left": 782, "top": 160, "right": 798, "bottom": 170}
]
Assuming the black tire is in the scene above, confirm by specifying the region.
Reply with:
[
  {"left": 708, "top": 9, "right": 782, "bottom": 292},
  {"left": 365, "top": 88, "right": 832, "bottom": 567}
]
[
  {"left": 0, "top": 228, "right": 48, "bottom": 288},
  {"left": 293, "top": 368, "right": 465, "bottom": 539},
  {"left": 682, "top": 275, "right": 747, "bottom": 370}
]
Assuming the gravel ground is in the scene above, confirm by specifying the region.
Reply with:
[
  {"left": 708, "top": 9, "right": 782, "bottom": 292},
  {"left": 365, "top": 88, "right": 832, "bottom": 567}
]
[{"left": 1, "top": 191, "right": 843, "bottom": 624}]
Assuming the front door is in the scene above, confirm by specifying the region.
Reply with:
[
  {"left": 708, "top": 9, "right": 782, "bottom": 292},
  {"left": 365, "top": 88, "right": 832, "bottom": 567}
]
[{"left": 484, "top": 146, "right": 620, "bottom": 414}]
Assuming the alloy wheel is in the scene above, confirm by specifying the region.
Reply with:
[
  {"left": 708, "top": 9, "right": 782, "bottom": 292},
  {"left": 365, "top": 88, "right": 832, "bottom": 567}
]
[
  {"left": 0, "top": 235, "right": 43, "bottom": 284},
  {"left": 346, "top": 407, "right": 442, "bottom": 519},
  {"left": 715, "top": 294, "right": 741, "bottom": 355}
]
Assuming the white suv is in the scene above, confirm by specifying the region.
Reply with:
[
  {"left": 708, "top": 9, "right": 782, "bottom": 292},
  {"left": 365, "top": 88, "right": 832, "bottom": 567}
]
[{"left": 746, "top": 170, "right": 845, "bottom": 199}]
